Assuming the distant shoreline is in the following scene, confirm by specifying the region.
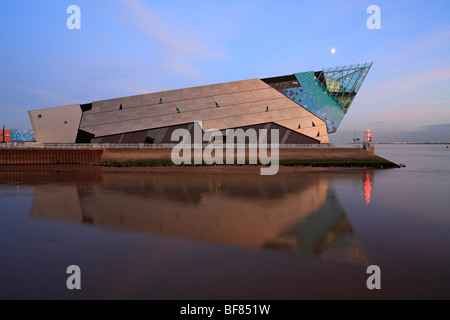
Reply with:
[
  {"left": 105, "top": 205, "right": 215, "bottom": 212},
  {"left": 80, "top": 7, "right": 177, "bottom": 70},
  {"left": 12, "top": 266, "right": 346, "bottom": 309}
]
[{"left": 363, "top": 142, "right": 449, "bottom": 145}]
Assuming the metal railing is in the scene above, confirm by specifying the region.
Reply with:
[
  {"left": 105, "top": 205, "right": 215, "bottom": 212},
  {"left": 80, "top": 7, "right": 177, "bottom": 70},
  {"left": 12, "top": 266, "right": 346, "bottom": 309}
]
[
  {"left": 0, "top": 142, "right": 363, "bottom": 149},
  {"left": 0, "top": 142, "right": 364, "bottom": 149}
]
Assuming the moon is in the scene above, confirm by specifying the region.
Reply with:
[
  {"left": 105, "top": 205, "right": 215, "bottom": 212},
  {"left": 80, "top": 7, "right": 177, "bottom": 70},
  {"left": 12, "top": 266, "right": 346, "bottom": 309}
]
[{"left": 331, "top": 48, "right": 336, "bottom": 54}]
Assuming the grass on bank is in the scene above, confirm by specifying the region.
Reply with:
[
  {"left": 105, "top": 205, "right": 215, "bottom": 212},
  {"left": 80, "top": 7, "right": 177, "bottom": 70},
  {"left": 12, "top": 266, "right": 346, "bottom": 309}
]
[
  {"left": 99, "top": 158, "right": 400, "bottom": 168},
  {"left": 279, "top": 158, "right": 399, "bottom": 167}
]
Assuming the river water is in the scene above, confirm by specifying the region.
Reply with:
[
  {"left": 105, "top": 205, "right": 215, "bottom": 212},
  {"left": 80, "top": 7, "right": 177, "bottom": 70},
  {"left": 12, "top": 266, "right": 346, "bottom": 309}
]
[{"left": 0, "top": 144, "right": 449, "bottom": 299}]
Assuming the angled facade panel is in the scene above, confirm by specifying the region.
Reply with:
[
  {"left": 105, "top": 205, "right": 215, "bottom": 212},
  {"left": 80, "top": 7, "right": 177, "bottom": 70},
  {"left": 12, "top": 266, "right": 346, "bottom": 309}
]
[{"left": 28, "top": 104, "right": 82, "bottom": 143}]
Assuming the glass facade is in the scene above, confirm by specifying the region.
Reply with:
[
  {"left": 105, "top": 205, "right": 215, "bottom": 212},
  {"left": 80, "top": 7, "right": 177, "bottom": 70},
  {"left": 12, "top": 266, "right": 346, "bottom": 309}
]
[
  {"left": 264, "top": 63, "right": 373, "bottom": 133},
  {"left": 10, "top": 129, "right": 36, "bottom": 142},
  {"left": 318, "top": 63, "right": 373, "bottom": 111}
]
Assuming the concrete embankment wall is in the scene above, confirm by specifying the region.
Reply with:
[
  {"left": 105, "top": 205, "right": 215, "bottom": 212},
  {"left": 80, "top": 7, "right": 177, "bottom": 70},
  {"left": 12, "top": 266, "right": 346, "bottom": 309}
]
[
  {"left": 0, "top": 149, "right": 103, "bottom": 165},
  {"left": 0, "top": 146, "right": 379, "bottom": 165}
]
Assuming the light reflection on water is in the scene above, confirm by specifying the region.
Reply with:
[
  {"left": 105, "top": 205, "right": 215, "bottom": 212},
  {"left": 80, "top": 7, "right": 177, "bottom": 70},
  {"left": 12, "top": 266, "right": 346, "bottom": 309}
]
[
  {"left": 364, "top": 172, "right": 372, "bottom": 206},
  {"left": 0, "top": 145, "right": 449, "bottom": 299}
]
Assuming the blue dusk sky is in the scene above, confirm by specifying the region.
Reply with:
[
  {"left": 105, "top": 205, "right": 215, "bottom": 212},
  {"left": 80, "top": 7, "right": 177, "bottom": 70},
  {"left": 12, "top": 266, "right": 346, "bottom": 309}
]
[{"left": 0, "top": 0, "right": 449, "bottom": 142}]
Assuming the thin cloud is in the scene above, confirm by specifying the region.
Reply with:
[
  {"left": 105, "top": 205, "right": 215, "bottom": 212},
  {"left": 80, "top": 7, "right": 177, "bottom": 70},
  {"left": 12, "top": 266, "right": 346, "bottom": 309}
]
[
  {"left": 420, "top": 123, "right": 450, "bottom": 131},
  {"left": 383, "top": 29, "right": 450, "bottom": 66},
  {"left": 367, "top": 67, "right": 450, "bottom": 92},
  {"left": 420, "top": 99, "right": 450, "bottom": 105},
  {"left": 120, "top": 0, "right": 225, "bottom": 74},
  {"left": 0, "top": 82, "right": 78, "bottom": 106}
]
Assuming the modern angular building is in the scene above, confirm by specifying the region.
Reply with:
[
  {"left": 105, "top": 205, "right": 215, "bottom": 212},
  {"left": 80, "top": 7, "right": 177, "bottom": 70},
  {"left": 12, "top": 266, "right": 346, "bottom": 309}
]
[{"left": 28, "top": 63, "right": 372, "bottom": 145}]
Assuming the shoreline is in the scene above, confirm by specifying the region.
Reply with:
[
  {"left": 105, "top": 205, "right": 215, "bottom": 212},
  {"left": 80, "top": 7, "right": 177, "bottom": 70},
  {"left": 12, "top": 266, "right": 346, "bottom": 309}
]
[
  {"left": 99, "top": 158, "right": 399, "bottom": 169},
  {"left": 0, "top": 161, "right": 399, "bottom": 175}
]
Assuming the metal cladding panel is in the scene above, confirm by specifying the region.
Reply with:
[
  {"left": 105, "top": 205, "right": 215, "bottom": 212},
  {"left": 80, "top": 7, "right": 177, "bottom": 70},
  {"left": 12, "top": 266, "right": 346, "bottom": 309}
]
[
  {"left": 99, "top": 98, "right": 123, "bottom": 113},
  {"left": 121, "top": 95, "right": 143, "bottom": 109},
  {"left": 28, "top": 104, "right": 82, "bottom": 143},
  {"left": 222, "top": 116, "right": 248, "bottom": 128}
]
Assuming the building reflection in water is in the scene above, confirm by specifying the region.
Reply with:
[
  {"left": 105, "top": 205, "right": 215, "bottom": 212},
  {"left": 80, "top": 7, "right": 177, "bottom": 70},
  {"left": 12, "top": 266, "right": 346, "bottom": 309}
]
[{"left": 2, "top": 169, "right": 370, "bottom": 266}]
